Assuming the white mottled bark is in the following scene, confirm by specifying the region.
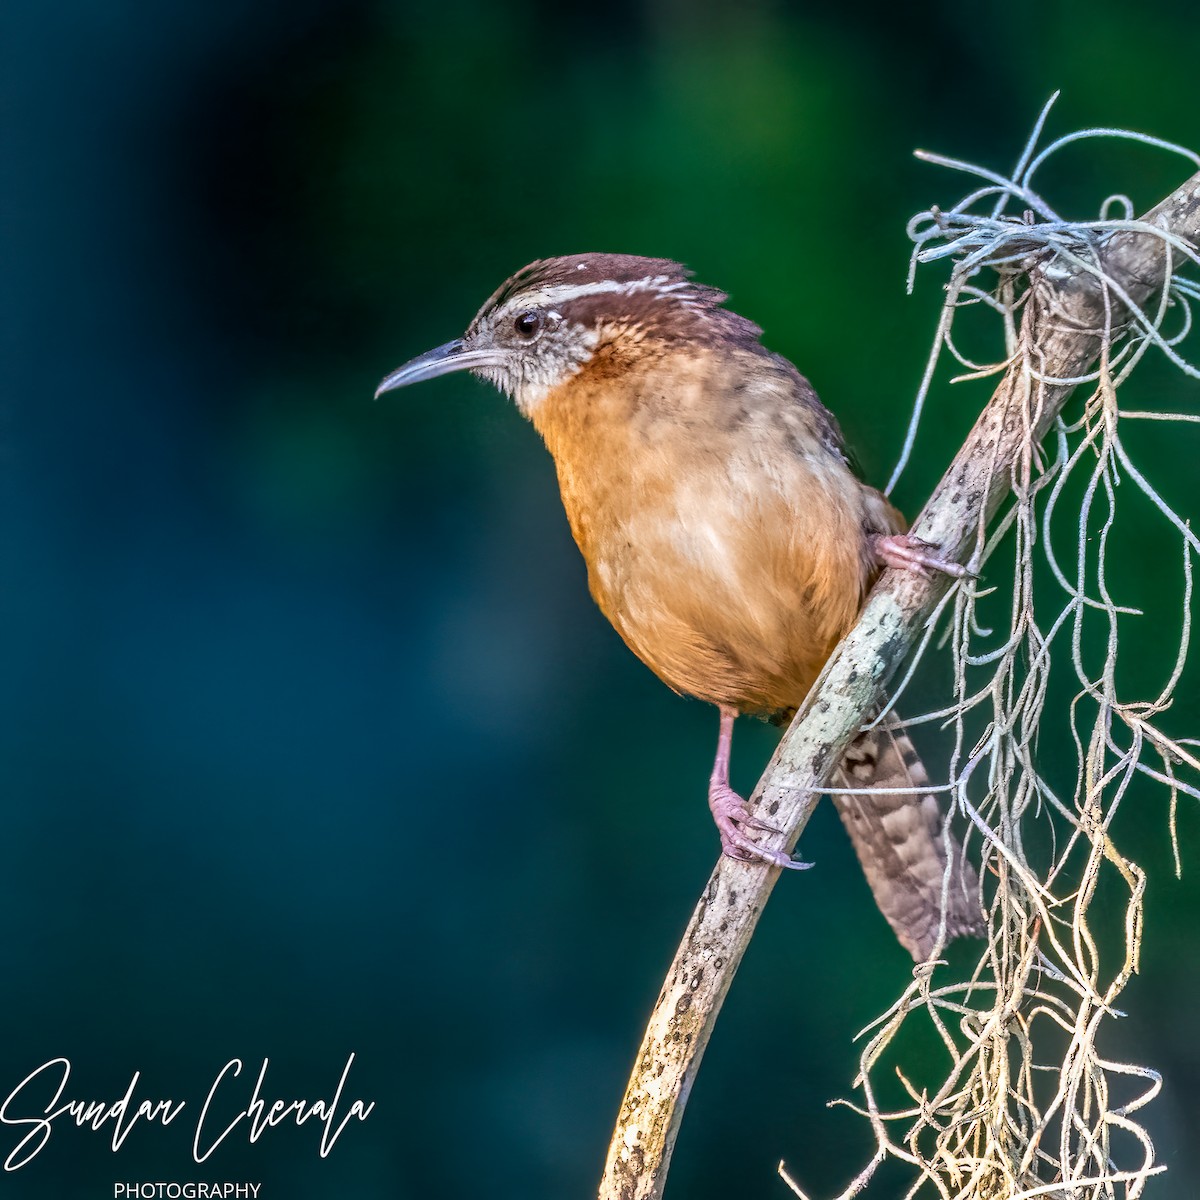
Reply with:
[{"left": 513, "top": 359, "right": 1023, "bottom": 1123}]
[{"left": 599, "top": 170, "right": 1200, "bottom": 1200}]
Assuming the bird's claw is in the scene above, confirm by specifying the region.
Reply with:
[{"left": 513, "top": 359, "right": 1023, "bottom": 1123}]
[
  {"left": 873, "top": 533, "right": 976, "bottom": 580},
  {"left": 709, "top": 785, "right": 813, "bottom": 870},
  {"left": 742, "top": 815, "right": 780, "bottom": 834}
]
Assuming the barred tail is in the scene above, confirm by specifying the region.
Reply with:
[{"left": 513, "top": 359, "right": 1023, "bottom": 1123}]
[{"left": 832, "top": 714, "right": 983, "bottom": 961}]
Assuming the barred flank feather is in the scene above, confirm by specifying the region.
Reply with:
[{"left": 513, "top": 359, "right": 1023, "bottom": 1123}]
[{"left": 833, "top": 715, "right": 983, "bottom": 960}]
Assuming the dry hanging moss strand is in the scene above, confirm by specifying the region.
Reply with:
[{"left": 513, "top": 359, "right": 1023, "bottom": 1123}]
[{"left": 598, "top": 103, "right": 1200, "bottom": 1200}]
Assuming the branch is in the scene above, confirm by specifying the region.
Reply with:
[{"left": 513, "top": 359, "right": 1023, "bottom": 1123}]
[{"left": 598, "top": 169, "right": 1200, "bottom": 1200}]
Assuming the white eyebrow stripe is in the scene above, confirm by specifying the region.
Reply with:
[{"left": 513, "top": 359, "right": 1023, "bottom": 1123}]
[{"left": 521, "top": 276, "right": 695, "bottom": 308}]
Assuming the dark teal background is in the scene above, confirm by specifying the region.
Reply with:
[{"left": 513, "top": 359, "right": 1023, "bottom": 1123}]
[{"left": 4, "top": 1, "right": 1200, "bottom": 1197}]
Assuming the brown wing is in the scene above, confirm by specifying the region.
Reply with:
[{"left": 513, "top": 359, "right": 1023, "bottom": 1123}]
[{"left": 832, "top": 714, "right": 983, "bottom": 960}]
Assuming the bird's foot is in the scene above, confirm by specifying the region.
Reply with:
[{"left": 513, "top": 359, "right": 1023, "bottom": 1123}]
[
  {"left": 708, "top": 784, "right": 813, "bottom": 870},
  {"left": 872, "top": 533, "right": 974, "bottom": 580}
]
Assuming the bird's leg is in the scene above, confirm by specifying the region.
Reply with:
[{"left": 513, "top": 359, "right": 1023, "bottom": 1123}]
[
  {"left": 871, "top": 532, "right": 974, "bottom": 579},
  {"left": 707, "top": 706, "right": 812, "bottom": 871}
]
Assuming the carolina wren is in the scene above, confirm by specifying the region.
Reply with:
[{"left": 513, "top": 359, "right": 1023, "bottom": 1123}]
[{"left": 377, "top": 254, "right": 981, "bottom": 959}]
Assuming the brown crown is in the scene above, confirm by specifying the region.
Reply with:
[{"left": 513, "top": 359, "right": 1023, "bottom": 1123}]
[{"left": 470, "top": 253, "right": 766, "bottom": 349}]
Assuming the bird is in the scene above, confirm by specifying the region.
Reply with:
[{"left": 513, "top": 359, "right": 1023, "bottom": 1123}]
[{"left": 376, "top": 254, "right": 982, "bottom": 960}]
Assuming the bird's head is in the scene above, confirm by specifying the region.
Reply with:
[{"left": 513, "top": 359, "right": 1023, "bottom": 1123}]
[{"left": 374, "top": 254, "right": 763, "bottom": 417}]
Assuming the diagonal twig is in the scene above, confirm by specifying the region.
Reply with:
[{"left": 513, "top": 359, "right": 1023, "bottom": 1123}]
[{"left": 598, "top": 169, "right": 1200, "bottom": 1200}]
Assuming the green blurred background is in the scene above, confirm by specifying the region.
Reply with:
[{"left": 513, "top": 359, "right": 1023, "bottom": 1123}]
[{"left": 4, "top": 0, "right": 1200, "bottom": 1196}]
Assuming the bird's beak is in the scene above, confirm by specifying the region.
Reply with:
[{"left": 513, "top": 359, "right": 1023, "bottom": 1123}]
[{"left": 374, "top": 339, "right": 506, "bottom": 398}]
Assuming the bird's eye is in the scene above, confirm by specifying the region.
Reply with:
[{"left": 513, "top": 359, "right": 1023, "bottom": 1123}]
[{"left": 513, "top": 310, "right": 543, "bottom": 339}]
